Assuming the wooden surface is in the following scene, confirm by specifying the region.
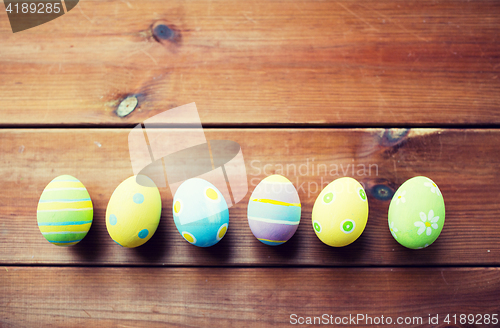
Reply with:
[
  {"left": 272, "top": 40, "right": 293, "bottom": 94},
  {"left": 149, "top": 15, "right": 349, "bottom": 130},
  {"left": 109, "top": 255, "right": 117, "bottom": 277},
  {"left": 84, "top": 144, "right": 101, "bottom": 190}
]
[
  {"left": 1, "top": 267, "right": 499, "bottom": 327},
  {"left": 1, "top": 128, "right": 499, "bottom": 266},
  {"left": 1, "top": 0, "right": 499, "bottom": 327},
  {"left": 0, "top": 0, "right": 499, "bottom": 126}
]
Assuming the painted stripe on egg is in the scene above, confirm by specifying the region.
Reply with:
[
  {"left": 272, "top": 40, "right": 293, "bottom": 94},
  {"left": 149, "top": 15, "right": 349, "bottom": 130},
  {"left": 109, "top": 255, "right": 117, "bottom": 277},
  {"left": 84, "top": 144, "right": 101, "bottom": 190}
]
[
  {"left": 42, "top": 231, "right": 88, "bottom": 235},
  {"left": 42, "top": 187, "right": 87, "bottom": 192},
  {"left": 53, "top": 176, "right": 81, "bottom": 182},
  {"left": 38, "top": 200, "right": 92, "bottom": 209},
  {"left": 39, "top": 190, "right": 92, "bottom": 202},
  {"left": 37, "top": 210, "right": 93, "bottom": 223},
  {"left": 46, "top": 239, "right": 83, "bottom": 243},
  {"left": 258, "top": 238, "right": 286, "bottom": 245},
  {"left": 250, "top": 198, "right": 301, "bottom": 207},
  {"left": 248, "top": 216, "right": 300, "bottom": 225},
  {"left": 38, "top": 223, "right": 91, "bottom": 233},
  {"left": 41, "top": 233, "right": 89, "bottom": 242},
  {"left": 250, "top": 181, "right": 300, "bottom": 204},
  {"left": 37, "top": 200, "right": 93, "bottom": 211},
  {"left": 43, "top": 233, "right": 88, "bottom": 243},
  {"left": 37, "top": 208, "right": 93, "bottom": 213},
  {"left": 38, "top": 198, "right": 91, "bottom": 203},
  {"left": 45, "top": 180, "right": 85, "bottom": 188},
  {"left": 45, "top": 231, "right": 87, "bottom": 239},
  {"left": 247, "top": 202, "right": 301, "bottom": 223},
  {"left": 37, "top": 220, "right": 93, "bottom": 226}
]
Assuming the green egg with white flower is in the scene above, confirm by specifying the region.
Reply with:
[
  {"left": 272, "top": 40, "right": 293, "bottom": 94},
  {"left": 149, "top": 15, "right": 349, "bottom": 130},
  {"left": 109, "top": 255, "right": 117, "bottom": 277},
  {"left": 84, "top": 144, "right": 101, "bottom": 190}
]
[{"left": 388, "top": 176, "right": 445, "bottom": 249}]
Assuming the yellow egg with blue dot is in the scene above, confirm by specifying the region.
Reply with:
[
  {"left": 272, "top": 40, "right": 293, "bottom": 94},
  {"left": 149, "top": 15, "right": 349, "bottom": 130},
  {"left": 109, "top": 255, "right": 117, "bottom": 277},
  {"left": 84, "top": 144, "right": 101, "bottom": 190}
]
[
  {"left": 37, "top": 175, "right": 93, "bottom": 246},
  {"left": 106, "top": 175, "right": 161, "bottom": 248},
  {"left": 173, "top": 178, "right": 229, "bottom": 247},
  {"left": 312, "top": 177, "right": 368, "bottom": 247}
]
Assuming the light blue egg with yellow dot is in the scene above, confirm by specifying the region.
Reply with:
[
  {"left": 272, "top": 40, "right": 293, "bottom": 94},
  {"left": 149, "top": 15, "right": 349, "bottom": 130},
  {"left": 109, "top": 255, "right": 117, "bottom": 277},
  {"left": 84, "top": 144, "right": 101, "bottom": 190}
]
[{"left": 173, "top": 178, "right": 229, "bottom": 247}]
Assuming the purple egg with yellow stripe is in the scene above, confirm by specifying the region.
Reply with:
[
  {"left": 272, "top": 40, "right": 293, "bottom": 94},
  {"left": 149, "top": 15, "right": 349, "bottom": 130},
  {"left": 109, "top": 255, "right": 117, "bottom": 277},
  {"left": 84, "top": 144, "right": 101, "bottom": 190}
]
[
  {"left": 37, "top": 175, "right": 93, "bottom": 246},
  {"left": 247, "top": 175, "right": 301, "bottom": 245}
]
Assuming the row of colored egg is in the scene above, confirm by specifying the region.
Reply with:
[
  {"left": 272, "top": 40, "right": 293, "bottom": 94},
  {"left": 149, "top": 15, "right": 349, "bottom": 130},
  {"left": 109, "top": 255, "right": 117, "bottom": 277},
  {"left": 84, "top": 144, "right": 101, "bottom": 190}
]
[{"left": 37, "top": 174, "right": 445, "bottom": 250}]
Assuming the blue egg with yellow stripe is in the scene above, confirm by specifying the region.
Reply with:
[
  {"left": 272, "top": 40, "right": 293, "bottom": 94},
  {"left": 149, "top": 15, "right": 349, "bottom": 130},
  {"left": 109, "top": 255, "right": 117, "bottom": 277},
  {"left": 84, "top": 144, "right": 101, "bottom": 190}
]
[
  {"left": 248, "top": 175, "right": 301, "bottom": 246},
  {"left": 37, "top": 175, "right": 93, "bottom": 246}
]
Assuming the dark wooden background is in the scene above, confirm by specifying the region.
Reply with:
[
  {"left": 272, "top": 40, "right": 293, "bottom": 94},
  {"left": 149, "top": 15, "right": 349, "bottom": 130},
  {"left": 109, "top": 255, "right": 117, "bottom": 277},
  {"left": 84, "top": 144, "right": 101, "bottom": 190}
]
[{"left": 1, "top": 0, "right": 499, "bottom": 327}]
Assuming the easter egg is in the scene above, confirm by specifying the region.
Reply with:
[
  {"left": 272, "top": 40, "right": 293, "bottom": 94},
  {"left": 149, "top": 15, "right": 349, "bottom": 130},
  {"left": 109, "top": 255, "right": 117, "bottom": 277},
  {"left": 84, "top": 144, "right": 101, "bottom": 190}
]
[
  {"left": 312, "top": 177, "right": 368, "bottom": 247},
  {"left": 247, "top": 175, "right": 301, "bottom": 246},
  {"left": 106, "top": 175, "right": 161, "bottom": 248},
  {"left": 173, "top": 178, "right": 229, "bottom": 247},
  {"left": 37, "top": 175, "right": 93, "bottom": 246},
  {"left": 388, "top": 176, "right": 445, "bottom": 249}
]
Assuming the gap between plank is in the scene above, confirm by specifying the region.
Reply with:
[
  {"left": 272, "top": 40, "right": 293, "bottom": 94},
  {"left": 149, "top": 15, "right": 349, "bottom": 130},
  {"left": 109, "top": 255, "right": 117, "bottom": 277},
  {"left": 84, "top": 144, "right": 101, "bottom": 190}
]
[
  {"left": 1, "top": 263, "right": 499, "bottom": 269},
  {"left": 1, "top": 123, "right": 500, "bottom": 130}
]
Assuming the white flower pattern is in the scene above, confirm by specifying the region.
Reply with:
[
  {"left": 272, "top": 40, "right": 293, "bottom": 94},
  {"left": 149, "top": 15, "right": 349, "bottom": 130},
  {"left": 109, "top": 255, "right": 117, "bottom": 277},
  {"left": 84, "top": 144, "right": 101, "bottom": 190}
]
[
  {"left": 389, "top": 221, "right": 398, "bottom": 239},
  {"left": 424, "top": 179, "right": 441, "bottom": 196},
  {"left": 414, "top": 210, "right": 439, "bottom": 236},
  {"left": 395, "top": 190, "right": 406, "bottom": 205}
]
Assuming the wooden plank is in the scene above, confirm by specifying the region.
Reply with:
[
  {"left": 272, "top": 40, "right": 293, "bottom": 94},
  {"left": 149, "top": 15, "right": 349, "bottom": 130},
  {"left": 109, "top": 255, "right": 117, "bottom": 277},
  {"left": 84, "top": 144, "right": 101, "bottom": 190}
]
[
  {"left": 1, "top": 0, "right": 499, "bottom": 126},
  {"left": 1, "top": 128, "right": 499, "bottom": 266},
  {"left": 1, "top": 267, "right": 499, "bottom": 327}
]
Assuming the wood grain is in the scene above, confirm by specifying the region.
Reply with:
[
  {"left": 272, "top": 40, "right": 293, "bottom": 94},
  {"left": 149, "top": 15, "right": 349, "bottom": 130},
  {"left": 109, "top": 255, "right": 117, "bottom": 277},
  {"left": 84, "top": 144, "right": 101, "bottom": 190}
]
[
  {"left": 1, "top": 128, "right": 499, "bottom": 266},
  {"left": 0, "top": 0, "right": 499, "bottom": 126},
  {"left": 1, "top": 267, "right": 499, "bottom": 327}
]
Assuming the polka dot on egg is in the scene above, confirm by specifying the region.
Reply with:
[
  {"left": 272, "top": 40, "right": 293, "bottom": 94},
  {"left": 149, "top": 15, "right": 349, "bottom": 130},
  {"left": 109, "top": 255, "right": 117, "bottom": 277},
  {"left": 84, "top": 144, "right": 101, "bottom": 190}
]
[
  {"left": 313, "top": 220, "right": 322, "bottom": 233},
  {"left": 182, "top": 231, "right": 196, "bottom": 244},
  {"left": 205, "top": 187, "right": 218, "bottom": 201},
  {"left": 217, "top": 223, "right": 228, "bottom": 240},
  {"left": 323, "top": 192, "right": 334, "bottom": 204},
  {"left": 138, "top": 229, "right": 149, "bottom": 239},
  {"left": 109, "top": 214, "right": 117, "bottom": 226},
  {"left": 340, "top": 219, "right": 355, "bottom": 234},
  {"left": 133, "top": 193, "right": 144, "bottom": 204},
  {"left": 358, "top": 188, "right": 367, "bottom": 201},
  {"left": 174, "top": 200, "right": 182, "bottom": 214}
]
